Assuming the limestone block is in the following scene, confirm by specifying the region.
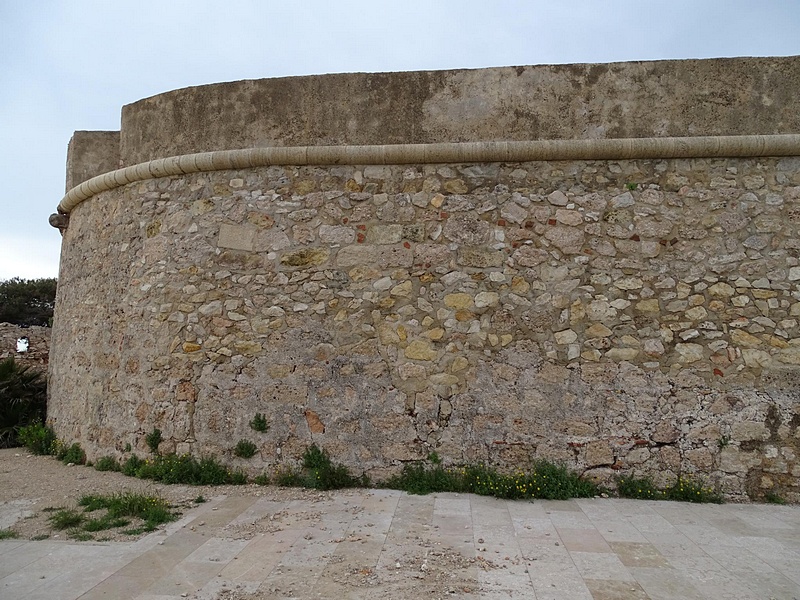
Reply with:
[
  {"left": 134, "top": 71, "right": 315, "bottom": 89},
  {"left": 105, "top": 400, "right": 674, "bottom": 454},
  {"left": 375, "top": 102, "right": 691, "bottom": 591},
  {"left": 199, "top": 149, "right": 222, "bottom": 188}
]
[
  {"left": 280, "top": 248, "right": 330, "bottom": 267},
  {"left": 732, "top": 421, "right": 768, "bottom": 442},
  {"left": 547, "top": 190, "right": 569, "bottom": 206},
  {"left": 585, "top": 441, "right": 614, "bottom": 467},
  {"left": 554, "top": 329, "right": 578, "bottom": 345},
  {"left": 404, "top": 340, "right": 437, "bottom": 361},
  {"left": 218, "top": 223, "right": 255, "bottom": 251},
  {"left": 457, "top": 247, "right": 504, "bottom": 268},
  {"left": 414, "top": 243, "right": 452, "bottom": 265},
  {"left": 731, "top": 329, "right": 762, "bottom": 348},
  {"left": 544, "top": 226, "right": 585, "bottom": 254},
  {"left": 555, "top": 209, "right": 583, "bottom": 226},
  {"left": 319, "top": 224, "right": 355, "bottom": 244},
  {"left": 444, "top": 293, "right": 473, "bottom": 309},
  {"left": 368, "top": 224, "right": 403, "bottom": 244},
  {"left": 512, "top": 246, "right": 548, "bottom": 267},
  {"left": 675, "top": 343, "right": 704, "bottom": 362},
  {"left": 606, "top": 348, "right": 639, "bottom": 361},
  {"left": 337, "top": 244, "right": 412, "bottom": 268},
  {"left": 442, "top": 214, "right": 492, "bottom": 245},
  {"left": 719, "top": 448, "right": 762, "bottom": 473},
  {"left": 474, "top": 292, "right": 500, "bottom": 308}
]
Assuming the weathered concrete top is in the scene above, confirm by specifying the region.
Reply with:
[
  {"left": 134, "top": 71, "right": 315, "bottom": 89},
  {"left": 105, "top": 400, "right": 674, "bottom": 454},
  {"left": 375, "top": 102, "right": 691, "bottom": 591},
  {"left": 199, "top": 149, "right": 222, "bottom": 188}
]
[{"left": 119, "top": 57, "right": 800, "bottom": 165}]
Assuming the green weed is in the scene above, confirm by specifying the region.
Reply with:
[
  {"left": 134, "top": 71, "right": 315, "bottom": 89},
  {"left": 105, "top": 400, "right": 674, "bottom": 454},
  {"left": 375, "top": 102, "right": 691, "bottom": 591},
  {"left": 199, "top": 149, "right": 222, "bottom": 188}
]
[
  {"left": 617, "top": 475, "right": 722, "bottom": 503},
  {"left": 145, "top": 428, "right": 162, "bottom": 454},
  {"left": 765, "top": 491, "right": 786, "bottom": 505},
  {"left": 233, "top": 439, "right": 257, "bottom": 459},
  {"left": 253, "top": 473, "right": 270, "bottom": 486},
  {"left": 382, "top": 459, "right": 597, "bottom": 500},
  {"left": 0, "top": 529, "right": 18, "bottom": 539},
  {"left": 249, "top": 413, "right": 269, "bottom": 432},
  {"left": 49, "top": 509, "right": 84, "bottom": 530}
]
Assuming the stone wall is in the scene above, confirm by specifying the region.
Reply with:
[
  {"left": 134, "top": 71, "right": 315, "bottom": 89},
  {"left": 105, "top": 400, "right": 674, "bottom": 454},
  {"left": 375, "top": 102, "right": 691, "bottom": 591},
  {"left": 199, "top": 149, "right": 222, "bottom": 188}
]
[
  {"left": 0, "top": 323, "right": 50, "bottom": 371},
  {"left": 119, "top": 57, "right": 800, "bottom": 165},
  {"left": 49, "top": 155, "right": 800, "bottom": 501}
]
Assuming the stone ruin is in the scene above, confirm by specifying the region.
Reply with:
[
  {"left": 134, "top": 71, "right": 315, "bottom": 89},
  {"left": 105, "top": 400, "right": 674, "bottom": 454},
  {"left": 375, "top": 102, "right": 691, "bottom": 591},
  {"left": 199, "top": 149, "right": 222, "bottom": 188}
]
[{"left": 48, "top": 57, "right": 800, "bottom": 500}]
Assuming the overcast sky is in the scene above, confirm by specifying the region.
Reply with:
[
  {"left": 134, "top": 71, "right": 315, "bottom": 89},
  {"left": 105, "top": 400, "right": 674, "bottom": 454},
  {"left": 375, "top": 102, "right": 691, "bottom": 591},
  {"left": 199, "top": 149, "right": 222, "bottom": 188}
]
[{"left": 1, "top": 0, "right": 799, "bottom": 281}]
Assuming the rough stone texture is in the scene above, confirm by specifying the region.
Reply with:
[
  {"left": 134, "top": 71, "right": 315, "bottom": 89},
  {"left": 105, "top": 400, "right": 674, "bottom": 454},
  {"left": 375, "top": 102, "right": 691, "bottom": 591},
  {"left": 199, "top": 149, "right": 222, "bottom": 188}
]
[
  {"left": 50, "top": 155, "right": 800, "bottom": 501},
  {"left": 65, "top": 131, "right": 120, "bottom": 192},
  {"left": 116, "top": 57, "right": 800, "bottom": 166}
]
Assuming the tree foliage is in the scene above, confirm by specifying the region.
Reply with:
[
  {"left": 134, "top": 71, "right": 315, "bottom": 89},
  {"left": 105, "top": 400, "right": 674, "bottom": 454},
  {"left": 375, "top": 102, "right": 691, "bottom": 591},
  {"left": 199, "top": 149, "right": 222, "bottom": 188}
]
[
  {"left": 0, "top": 357, "right": 47, "bottom": 448},
  {"left": 0, "top": 278, "right": 57, "bottom": 326}
]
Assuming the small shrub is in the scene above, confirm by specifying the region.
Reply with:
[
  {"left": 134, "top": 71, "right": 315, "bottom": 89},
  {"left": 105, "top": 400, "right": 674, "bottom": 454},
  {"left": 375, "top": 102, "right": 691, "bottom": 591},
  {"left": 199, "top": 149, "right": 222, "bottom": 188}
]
[
  {"left": 233, "top": 439, "right": 257, "bottom": 459},
  {"left": 301, "top": 444, "right": 369, "bottom": 490},
  {"left": 664, "top": 477, "right": 723, "bottom": 504},
  {"left": 197, "top": 456, "right": 229, "bottom": 485},
  {"left": 17, "top": 421, "right": 56, "bottom": 455},
  {"left": 229, "top": 469, "right": 248, "bottom": 485},
  {"left": 60, "top": 443, "right": 86, "bottom": 465},
  {"left": 274, "top": 467, "right": 304, "bottom": 487},
  {"left": 94, "top": 456, "right": 121, "bottom": 472},
  {"left": 194, "top": 495, "right": 206, "bottom": 503},
  {"left": 249, "top": 413, "right": 268, "bottom": 432},
  {"left": 253, "top": 473, "right": 270, "bottom": 486},
  {"left": 145, "top": 428, "right": 162, "bottom": 454},
  {"left": 617, "top": 476, "right": 661, "bottom": 500},
  {"left": 617, "top": 475, "right": 722, "bottom": 503},
  {"left": 122, "top": 455, "right": 145, "bottom": 476},
  {"left": 0, "top": 529, "right": 18, "bottom": 540}
]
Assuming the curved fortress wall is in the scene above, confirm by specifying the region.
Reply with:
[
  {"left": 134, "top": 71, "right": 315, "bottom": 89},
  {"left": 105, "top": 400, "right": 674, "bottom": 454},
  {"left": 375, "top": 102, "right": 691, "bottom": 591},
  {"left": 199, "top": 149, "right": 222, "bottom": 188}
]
[{"left": 50, "top": 58, "right": 800, "bottom": 500}]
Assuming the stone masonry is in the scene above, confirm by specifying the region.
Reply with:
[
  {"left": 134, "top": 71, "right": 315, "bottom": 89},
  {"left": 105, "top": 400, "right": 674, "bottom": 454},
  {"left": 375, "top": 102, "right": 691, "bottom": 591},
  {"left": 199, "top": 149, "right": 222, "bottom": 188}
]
[{"left": 49, "top": 59, "right": 800, "bottom": 501}]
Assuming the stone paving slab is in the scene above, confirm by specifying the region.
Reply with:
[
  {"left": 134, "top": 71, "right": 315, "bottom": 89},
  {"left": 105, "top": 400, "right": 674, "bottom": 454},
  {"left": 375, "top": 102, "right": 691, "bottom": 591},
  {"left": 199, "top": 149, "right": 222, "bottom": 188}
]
[{"left": 1, "top": 491, "right": 798, "bottom": 599}]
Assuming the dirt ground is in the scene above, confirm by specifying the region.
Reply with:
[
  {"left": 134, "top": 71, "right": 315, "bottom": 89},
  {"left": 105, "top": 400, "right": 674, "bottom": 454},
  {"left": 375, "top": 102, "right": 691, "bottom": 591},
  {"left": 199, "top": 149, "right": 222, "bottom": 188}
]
[{"left": 0, "top": 448, "right": 328, "bottom": 542}]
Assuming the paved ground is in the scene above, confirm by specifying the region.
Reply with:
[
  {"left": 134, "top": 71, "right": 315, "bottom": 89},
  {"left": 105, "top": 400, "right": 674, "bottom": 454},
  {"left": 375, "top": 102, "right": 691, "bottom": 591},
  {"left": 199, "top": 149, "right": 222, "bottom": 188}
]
[{"left": 1, "top": 490, "right": 799, "bottom": 599}]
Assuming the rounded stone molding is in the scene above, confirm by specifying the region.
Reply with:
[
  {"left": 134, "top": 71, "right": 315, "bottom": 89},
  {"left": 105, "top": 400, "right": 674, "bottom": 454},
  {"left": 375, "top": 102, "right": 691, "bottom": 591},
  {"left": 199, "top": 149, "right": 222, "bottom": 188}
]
[{"left": 57, "top": 134, "right": 800, "bottom": 214}]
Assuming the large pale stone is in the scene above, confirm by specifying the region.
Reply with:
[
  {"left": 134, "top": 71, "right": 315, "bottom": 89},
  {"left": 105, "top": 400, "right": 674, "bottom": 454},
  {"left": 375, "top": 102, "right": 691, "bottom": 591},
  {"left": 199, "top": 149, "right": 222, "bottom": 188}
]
[
  {"left": 457, "top": 247, "right": 504, "bottom": 267},
  {"left": 280, "top": 248, "right": 330, "bottom": 267},
  {"left": 732, "top": 421, "right": 768, "bottom": 442},
  {"left": 606, "top": 347, "right": 639, "bottom": 361},
  {"left": 337, "top": 244, "right": 412, "bottom": 268},
  {"left": 547, "top": 190, "right": 569, "bottom": 206},
  {"left": 544, "top": 226, "right": 585, "bottom": 254},
  {"left": 675, "top": 343, "right": 704, "bottom": 362},
  {"left": 442, "top": 214, "right": 492, "bottom": 245},
  {"left": 218, "top": 224, "right": 255, "bottom": 251},
  {"left": 731, "top": 329, "right": 762, "bottom": 348},
  {"left": 585, "top": 441, "right": 614, "bottom": 467},
  {"left": 444, "top": 293, "right": 473, "bottom": 309},
  {"left": 404, "top": 340, "right": 437, "bottom": 361},
  {"left": 512, "top": 246, "right": 548, "bottom": 267},
  {"left": 586, "top": 323, "right": 613, "bottom": 338},
  {"left": 319, "top": 224, "right": 355, "bottom": 244},
  {"left": 474, "top": 292, "right": 500, "bottom": 308},
  {"left": 555, "top": 209, "right": 583, "bottom": 226},
  {"left": 554, "top": 329, "right": 578, "bottom": 345},
  {"left": 368, "top": 224, "right": 403, "bottom": 244},
  {"left": 709, "top": 282, "right": 736, "bottom": 297}
]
